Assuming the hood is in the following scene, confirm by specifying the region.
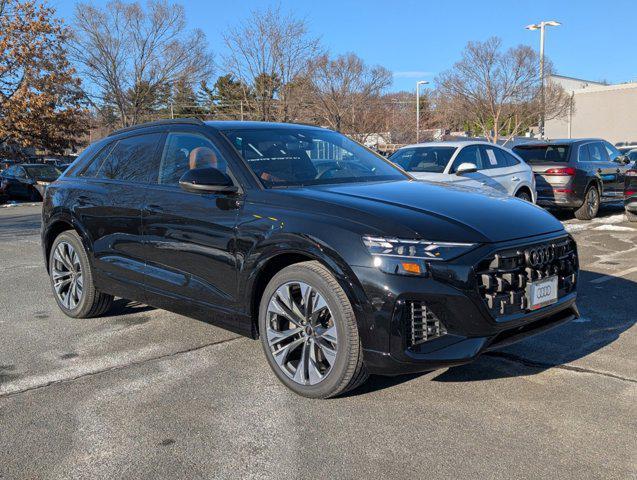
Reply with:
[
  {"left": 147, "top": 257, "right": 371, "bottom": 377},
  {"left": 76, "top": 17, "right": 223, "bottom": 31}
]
[{"left": 280, "top": 180, "right": 564, "bottom": 244}]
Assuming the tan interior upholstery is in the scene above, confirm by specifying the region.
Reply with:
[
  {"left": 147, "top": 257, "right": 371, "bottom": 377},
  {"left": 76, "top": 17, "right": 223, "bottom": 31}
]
[{"left": 189, "top": 147, "right": 218, "bottom": 170}]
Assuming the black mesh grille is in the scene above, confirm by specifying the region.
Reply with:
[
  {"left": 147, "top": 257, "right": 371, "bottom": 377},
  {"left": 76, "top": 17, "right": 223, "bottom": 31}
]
[
  {"left": 475, "top": 237, "right": 578, "bottom": 317},
  {"left": 408, "top": 301, "right": 447, "bottom": 346}
]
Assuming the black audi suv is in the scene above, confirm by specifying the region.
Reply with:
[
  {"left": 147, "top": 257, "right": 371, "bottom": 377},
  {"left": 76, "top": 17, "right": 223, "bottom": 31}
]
[
  {"left": 513, "top": 139, "right": 632, "bottom": 220},
  {"left": 41, "top": 119, "right": 579, "bottom": 398}
]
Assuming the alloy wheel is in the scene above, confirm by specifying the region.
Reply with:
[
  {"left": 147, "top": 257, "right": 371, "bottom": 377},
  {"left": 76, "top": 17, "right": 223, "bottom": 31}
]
[
  {"left": 587, "top": 188, "right": 599, "bottom": 217},
  {"left": 265, "top": 281, "right": 337, "bottom": 386},
  {"left": 51, "top": 241, "right": 83, "bottom": 310}
]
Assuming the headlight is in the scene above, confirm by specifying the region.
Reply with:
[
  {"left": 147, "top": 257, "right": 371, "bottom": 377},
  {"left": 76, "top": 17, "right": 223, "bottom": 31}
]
[{"left": 363, "top": 236, "right": 477, "bottom": 276}]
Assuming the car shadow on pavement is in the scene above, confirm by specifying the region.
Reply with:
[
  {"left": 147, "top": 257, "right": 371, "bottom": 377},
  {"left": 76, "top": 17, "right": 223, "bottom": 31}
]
[
  {"left": 347, "top": 269, "right": 635, "bottom": 395},
  {"left": 105, "top": 298, "right": 156, "bottom": 317}
]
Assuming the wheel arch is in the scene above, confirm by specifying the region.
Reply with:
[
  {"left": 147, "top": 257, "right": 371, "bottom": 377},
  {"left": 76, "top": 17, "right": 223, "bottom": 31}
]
[
  {"left": 244, "top": 241, "right": 369, "bottom": 339},
  {"left": 514, "top": 184, "right": 534, "bottom": 201},
  {"left": 43, "top": 212, "right": 93, "bottom": 272}
]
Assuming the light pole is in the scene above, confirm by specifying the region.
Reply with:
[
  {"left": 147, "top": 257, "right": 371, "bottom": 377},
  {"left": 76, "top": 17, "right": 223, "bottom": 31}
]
[
  {"left": 526, "top": 20, "right": 561, "bottom": 137},
  {"left": 416, "top": 80, "right": 429, "bottom": 143}
]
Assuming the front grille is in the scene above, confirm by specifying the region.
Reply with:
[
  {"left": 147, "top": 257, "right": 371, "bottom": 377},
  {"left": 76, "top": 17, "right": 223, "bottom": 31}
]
[
  {"left": 407, "top": 301, "right": 447, "bottom": 346},
  {"left": 475, "top": 237, "right": 578, "bottom": 317}
]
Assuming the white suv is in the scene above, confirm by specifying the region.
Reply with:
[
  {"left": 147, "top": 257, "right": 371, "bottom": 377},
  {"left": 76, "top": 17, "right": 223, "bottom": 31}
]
[{"left": 389, "top": 141, "right": 536, "bottom": 202}]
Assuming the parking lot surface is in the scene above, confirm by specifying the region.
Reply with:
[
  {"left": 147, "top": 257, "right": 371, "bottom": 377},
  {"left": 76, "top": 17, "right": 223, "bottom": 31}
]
[{"left": 0, "top": 203, "right": 635, "bottom": 479}]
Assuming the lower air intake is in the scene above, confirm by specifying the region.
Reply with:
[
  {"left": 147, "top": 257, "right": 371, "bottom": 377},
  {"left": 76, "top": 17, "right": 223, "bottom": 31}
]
[{"left": 408, "top": 301, "right": 447, "bottom": 347}]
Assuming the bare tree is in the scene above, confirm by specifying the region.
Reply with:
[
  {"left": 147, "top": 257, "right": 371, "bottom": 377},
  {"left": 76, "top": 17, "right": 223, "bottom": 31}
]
[
  {"left": 435, "top": 37, "right": 571, "bottom": 143},
  {"left": 308, "top": 53, "right": 392, "bottom": 141},
  {"left": 70, "top": 0, "right": 213, "bottom": 127},
  {"left": 223, "top": 5, "right": 321, "bottom": 122}
]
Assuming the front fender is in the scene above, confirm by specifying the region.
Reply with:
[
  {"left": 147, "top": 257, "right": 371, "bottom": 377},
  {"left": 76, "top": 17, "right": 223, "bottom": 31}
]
[{"left": 238, "top": 230, "right": 374, "bottom": 343}]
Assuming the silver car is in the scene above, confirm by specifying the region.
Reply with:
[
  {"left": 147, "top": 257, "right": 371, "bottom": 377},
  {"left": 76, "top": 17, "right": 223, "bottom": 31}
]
[{"left": 389, "top": 141, "right": 537, "bottom": 202}]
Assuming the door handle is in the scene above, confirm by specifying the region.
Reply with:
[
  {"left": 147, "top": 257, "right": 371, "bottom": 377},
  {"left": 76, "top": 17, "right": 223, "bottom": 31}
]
[
  {"left": 511, "top": 176, "right": 520, "bottom": 182},
  {"left": 597, "top": 168, "right": 603, "bottom": 174},
  {"left": 145, "top": 204, "right": 163, "bottom": 211}
]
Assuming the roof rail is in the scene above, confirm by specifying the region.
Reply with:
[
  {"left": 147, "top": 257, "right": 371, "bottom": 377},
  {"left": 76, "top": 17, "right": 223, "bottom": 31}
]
[{"left": 107, "top": 118, "right": 205, "bottom": 137}]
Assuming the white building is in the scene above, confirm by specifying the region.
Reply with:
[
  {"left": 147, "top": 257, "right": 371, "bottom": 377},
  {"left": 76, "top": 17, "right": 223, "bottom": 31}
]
[{"left": 545, "top": 75, "right": 637, "bottom": 144}]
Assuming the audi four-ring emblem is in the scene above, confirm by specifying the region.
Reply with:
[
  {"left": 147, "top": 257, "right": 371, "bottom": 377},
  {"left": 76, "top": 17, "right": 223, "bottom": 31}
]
[
  {"left": 525, "top": 245, "right": 555, "bottom": 267},
  {"left": 536, "top": 284, "right": 553, "bottom": 298}
]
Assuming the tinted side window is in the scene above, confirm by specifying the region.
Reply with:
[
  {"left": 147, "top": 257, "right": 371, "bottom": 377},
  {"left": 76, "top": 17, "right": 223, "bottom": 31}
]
[
  {"left": 451, "top": 146, "right": 482, "bottom": 172},
  {"left": 604, "top": 141, "right": 621, "bottom": 162},
  {"left": 65, "top": 141, "right": 108, "bottom": 178},
  {"left": 80, "top": 141, "right": 116, "bottom": 178},
  {"left": 96, "top": 133, "right": 163, "bottom": 183},
  {"left": 157, "top": 132, "right": 227, "bottom": 185},
  {"left": 588, "top": 142, "right": 608, "bottom": 162},
  {"left": 578, "top": 144, "right": 591, "bottom": 162},
  {"left": 15, "top": 167, "right": 27, "bottom": 179},
  {"left": 480, "top": 146, "right": 505, "bottom": 169}
]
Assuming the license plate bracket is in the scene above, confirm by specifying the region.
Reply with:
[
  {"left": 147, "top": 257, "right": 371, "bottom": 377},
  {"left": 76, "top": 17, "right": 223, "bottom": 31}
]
[{"left": 526, "top": 275, "right": 558, "bottom": 310}]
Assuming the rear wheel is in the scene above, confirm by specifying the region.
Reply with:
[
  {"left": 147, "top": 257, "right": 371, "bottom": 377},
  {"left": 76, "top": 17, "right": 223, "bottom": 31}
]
[
  {"left": 574, "top": 185, "right": 599, "bottom": 220},
  {"left": 515, "top": 189, "right": 532, "bottom": 202},
  {"left": 49, "top": 231, "right": 113, "bottom": 318},
  {"left": 258, "top": 261, "right": 368, "bottom": 398},
  {"left": 626, "top": 210, "right": 637, "bottom": 222}
]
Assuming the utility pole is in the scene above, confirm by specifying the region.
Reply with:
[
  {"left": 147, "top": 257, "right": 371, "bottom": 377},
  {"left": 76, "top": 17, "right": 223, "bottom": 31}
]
[
  {"left": 416, "top": 80, "right": 429, "bottom": 143},
  {"left": 526, "top": 20, "right": 561, "bottom": 138}
]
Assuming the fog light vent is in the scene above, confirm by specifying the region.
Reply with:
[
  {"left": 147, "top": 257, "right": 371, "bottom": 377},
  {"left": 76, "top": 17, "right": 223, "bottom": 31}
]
[{"left": 409, "top": 301, "right": 447, "bottom": 346}]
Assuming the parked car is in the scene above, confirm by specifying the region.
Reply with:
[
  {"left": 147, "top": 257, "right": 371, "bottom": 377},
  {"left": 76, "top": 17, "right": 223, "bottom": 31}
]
[
  {"left": 623, "top": 148, "right": 637, "bottom": 163},
  {"left": 0, "top": 163, "right": 62, "bottom": 201},
  {"left": 616, "top": 144, "right": 637, "bottom": 155},
  {"left": 41, "top": 119, "right": 579, "bottom": 398},
  {"left": 389, "top": 141, "right": 536, "bottom": 202},
  {"left": 513, "top": 139, "right": 632, "bottom": 220},
  {"left": 625, "top": 167, "right": 637, "bottom": 222}
]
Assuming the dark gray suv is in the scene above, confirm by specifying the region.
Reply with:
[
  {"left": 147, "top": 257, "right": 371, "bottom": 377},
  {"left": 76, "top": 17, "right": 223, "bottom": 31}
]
[{"left": 513, "top": 139, "right": 632, "bottom": 220}]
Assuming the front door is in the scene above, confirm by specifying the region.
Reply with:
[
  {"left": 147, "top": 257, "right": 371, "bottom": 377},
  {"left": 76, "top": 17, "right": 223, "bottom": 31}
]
[
  {"left": 447, "top": 145, "right": 499, "bottom": 192},
  {"left": 141, "top": 128, "right": 242, "bottom": 314},
  {"left": 588, "top": 142, "right": 620, "bottom": 199}
]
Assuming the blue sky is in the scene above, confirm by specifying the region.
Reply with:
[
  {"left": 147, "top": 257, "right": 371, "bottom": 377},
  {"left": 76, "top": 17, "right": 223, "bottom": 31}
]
[{"left": 52, "top": 0, "right": 637, "bottom": 92}]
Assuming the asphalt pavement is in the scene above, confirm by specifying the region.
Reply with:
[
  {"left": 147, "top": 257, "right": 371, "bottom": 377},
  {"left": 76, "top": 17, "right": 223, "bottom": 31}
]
[{"left": 0, "top": 203, "right": 635, "bottom": 480}]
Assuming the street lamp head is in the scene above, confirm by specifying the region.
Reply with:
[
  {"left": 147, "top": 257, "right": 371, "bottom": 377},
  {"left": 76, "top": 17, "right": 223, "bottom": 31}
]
[
  {"left": 416, "top": 80, "right": 429, "bottom": 86},
  {"left": 525, "top": 24, "right": 540, "bottom": 31},
  {"left": 545, "top": 20, "right": 561, "bottom": 27}
]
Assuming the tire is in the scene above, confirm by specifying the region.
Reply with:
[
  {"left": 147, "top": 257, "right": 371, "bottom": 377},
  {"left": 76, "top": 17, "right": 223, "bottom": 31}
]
[
  {"left": 626, "top": 210, "right": 637, "bottom": 222},
  {"left": 574, "top": 185, "right": 600, "bottom": 220},
  {"left": 258, "top": 261, "right": 368, "bottom": 398},
  {"left": 48, "top": 231, "right": 113, "bottom": 318},
  {"left": 515, "top": 190, "right": 532, "bottom": 202}
]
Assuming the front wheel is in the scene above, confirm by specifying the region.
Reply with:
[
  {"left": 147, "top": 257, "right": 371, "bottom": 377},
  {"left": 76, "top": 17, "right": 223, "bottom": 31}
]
[
  {"left": 49, "top": 231, "right": 113, "bottom": 318},
  {"left": 626, "top": 210, "right": 637, "bottom": 222},
  {"left": 574, "top": 186, "right": 600, "bottom": 220},
  {"left": 258, "top": 261, "right": 368, "bottom": 398}
]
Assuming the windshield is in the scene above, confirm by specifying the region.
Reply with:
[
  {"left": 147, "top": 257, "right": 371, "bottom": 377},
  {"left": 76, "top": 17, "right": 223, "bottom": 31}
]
[
  {"left": 24, "top": 165, "right": 61, "bottom": 180},
  {"left": 513, "top": 145, "right": 570, "bottom": 163},
  {"left": 390, "top": 146, "right": 457, "bottom": 173},
  {"left": 221, "top": 127, "right": 407, "bottom": 187}
]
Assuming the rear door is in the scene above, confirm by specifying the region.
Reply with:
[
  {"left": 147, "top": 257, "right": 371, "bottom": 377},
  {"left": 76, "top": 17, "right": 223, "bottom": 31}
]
[
  {"left": 141, "top": 126, "right": 242, "bottom": 313},
  {"left": 74, "top": 131, "right": 164, "bottom": 300}
]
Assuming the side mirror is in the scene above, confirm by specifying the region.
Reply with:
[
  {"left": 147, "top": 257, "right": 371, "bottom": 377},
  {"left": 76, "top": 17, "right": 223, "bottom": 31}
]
[
  {"left": 179, "top": 167, "right": 238, "bottom": 194},
  {"left": 455, "top": 162, "right": 478, "bottom": 175},
  {"left": 619, "top": 155, "right": 632, "bottom": 165}
]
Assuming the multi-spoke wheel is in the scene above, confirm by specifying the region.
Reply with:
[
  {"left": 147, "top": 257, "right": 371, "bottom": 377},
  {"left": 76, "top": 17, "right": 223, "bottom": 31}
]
[
  {"left": 52, "top": 241, "right": 83, "bottom": 310},
  {"left": 48, "top": 231, "right": 113, "bottom": 318},
  {"left": 259, "top": 261, "right": 368, "bottom": 398},
  {"left": 575, "top": 185, "right": 600, "bottom": 220}
]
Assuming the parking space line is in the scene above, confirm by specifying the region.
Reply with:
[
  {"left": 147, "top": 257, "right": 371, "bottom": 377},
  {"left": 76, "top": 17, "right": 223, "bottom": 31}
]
[{"left": 589, "top": 266, "right": 637, "bottom": 284}]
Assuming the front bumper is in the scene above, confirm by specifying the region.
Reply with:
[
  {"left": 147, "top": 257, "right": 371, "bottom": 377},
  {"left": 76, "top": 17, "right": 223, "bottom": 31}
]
[
  {"left": 625, "top": 198, "right": 637, "bottom": 212},
  {"left": 352, "top": 231, "right": 579, "bottom": 376}
]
